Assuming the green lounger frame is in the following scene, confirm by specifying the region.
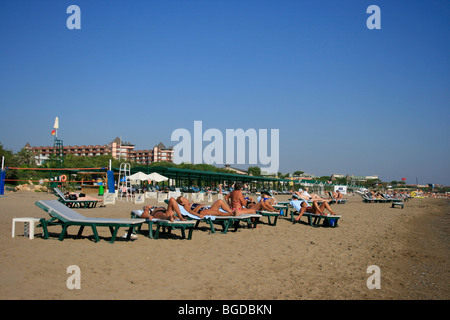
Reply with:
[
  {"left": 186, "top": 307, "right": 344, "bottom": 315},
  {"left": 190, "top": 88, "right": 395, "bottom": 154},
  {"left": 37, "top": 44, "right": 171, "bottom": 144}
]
[
  {"left": 391, "top": 202, "right": 404, "bottom": 209},
  {"left": 212, "top": 214, "right": 261, "bottom": 233},
  {"left": 273, "top": 204, "right": 289, "bottom": 216},
  {"left": 54, "top": 187, "right": 99, "bottom": 209},
  {"left": 35, "top": 200, "right": 145, "bottom": 243},
  {"left": 255, "top": 210, "right": 280, "bottom": 226},
  {"left": 183, "top": 214, "right": 261, "bottom": 234},
  {"left": 131, "top": 211, "right": 196, "bottom": 240},
  {"left": 290, "top": 209, "right": 341, "bottom": 228}
]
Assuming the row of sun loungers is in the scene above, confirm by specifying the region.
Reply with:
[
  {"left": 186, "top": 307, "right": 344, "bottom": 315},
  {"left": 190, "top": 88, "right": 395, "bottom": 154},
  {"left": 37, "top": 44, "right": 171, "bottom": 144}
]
[
  {"left": 24, "top": 186, "right": 417, "bottom": 243},
  {"left": 361, "top": 195, "right": 404, "bottom": 203},
  {"left": 34, "top": 199, "right": 265, "bottom": 242},
  {"left": 33, "top": 201, "right": 342, "bottom": 243},
  {"left": 131, "top": 204, "right": 262, "bottom": 238},
  {"left": 29, "top": 189, "right": 348, "bottom": 243},
  {"left": 360, "top": 194, "right": 406, "bottom": 209}
]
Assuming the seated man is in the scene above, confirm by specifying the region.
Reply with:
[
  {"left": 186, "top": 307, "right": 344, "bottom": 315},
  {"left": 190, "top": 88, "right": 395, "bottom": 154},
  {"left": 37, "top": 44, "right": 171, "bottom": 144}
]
[
  {"left": 290, "top": 194, "right": 338, "bottom": 222},
  {"left": 334, "top": 190, "right": 344, "bottom": 201}
]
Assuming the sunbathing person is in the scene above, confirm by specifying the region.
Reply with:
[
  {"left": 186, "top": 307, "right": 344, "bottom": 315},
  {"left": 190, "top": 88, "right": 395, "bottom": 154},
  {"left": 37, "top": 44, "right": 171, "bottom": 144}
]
[
  {"left": 258, "top": 190, "right": 278, "bottom": 206},
  {"left": 65, "top": 192, "right": 100, "bottom": 201},
  {"left": 336, "top": 190, "right": 344, "bottom": 200},
  {"left": 225, "top": 182, "right": 256, "bottom": 214},
  {"left": 332, "top": 190, "right": 344, "bottom": 201},
  {"left": 294, "top": 188, "right": 329, "bottom": 202},
  {"left": 136, "top": 197, "right": 186, "bottom": 222},
  {"left": 290, "top": 194, "right": 338, "bottom": 221},
  {"left": 244, "top": 196, "right": 278, "bottom": 212},
  {"left": 175, "top": 196, "right": 235, "bottom": 218}
]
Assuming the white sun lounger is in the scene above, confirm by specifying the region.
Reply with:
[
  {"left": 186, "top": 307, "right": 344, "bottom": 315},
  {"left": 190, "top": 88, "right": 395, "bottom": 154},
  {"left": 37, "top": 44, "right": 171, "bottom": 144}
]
[
  {"left": 130, "top": 210, "right": 197, "bottom": 239},
  {"left": 35, "top": 200, "right": 145, "bottom": 243},
  {"left": 175, "top": 204, "right": 262, "bottom": 234}
]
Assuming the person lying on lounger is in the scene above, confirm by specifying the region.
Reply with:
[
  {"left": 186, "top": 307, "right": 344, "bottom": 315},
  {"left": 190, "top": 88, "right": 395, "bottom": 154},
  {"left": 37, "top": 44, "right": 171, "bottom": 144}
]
[
  {"left": 258, "top": 190, "right": 278, "bottom": 206},
  {"left": 244, "top": 196, "right": 278, "bottom": 212},
  {"left": 64, "top": 192, "right": 100, "bottom": 201},
  {"left": 224, "top": 182, "right": 256, "bottom": 214},
  {"left": 332, "top": 191, "right": 339, "bottom": 200},
  {"left": 175, "top": 196, "right": 235, "bottom": 218},
  {"left": 290, "top": 194, "right": 338, "bottom": 221},
  {"left": 332, "top": 190, "right": 344, "bottom": 201},
  {"left": 137, "top": 197, "right": 186, "bottom": 222},
  {"left": 294, "top": 188, "right": 329, "bottom": 202}
]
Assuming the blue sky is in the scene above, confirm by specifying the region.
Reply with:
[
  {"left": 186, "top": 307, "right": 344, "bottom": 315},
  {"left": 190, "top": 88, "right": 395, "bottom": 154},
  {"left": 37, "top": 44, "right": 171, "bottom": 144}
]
[{"left": 1, "top": 0, "right": 449, "bottom": 185}]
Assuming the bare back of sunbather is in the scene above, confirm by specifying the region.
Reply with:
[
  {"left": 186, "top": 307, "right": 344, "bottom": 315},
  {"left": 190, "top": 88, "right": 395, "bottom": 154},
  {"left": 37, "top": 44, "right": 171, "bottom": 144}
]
[{"left": 228, "top": 190, "right": 256, "bottom": 215}]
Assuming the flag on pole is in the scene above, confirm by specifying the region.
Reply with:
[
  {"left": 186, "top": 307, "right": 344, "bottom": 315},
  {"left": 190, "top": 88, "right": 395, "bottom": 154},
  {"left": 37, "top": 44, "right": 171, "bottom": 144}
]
[{"left": 51, "top": 117, "right": 59, "bottom": 137}]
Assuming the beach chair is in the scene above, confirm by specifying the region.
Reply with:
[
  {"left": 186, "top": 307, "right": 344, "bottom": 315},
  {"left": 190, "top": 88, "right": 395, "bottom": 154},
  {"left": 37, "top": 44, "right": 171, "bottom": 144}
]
[
  {"left": 254, "top": 210, "right": 280, "bottom": 226},
  {"left": 328, "top": 192, "right": 347, "bottom": 204},
  {"left": 53, "top": 187, "right": 99, "bottom": 209},
  {"left": 273, "top": 203, "right": 289, "bottom": 216},
  {"left": 173, "top": 203, "right": 261, "bottom": 234},
  {"left": 35, "top": 200, "right": 145, "bottom": 243},
  {"left": 362, "top": 195, "right": 378, "bottom": 203},
  {"left": 391, "top": 201, "right": 404, "bottom": 209},
  {"left": 130, "top": 210, "right": 196, "bottom": 240},
  {"left": 290, "top": 206, "right": 341, "bottom": 228}
]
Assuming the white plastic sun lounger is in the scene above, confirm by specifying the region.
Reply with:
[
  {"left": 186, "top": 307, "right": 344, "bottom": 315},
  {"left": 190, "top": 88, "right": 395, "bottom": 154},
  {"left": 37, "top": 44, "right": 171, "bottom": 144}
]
[
  {"left": 53, "top": 187, "right": 99, "bottom": 208},
  {"left": 130, "top": 210, "right": 197, "bottom": 239},
  {"left": 175, "top": 204, "right": 262, "bottom": 234},
  {"left": 35, "top": 200, "right": 145, "bottom": 243}
]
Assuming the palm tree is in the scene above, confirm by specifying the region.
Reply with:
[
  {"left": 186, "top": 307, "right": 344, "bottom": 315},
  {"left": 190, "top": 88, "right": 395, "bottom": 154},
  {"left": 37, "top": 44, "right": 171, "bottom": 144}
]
[{"left": 14, "top": 148, "right": 35, "bottom": 167}]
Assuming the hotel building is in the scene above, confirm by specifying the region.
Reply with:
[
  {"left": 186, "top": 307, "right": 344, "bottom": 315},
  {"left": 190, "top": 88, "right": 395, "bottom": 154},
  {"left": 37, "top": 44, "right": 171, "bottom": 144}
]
[{"left": 25, "top": 137, "right": 174, "bottom": 165}]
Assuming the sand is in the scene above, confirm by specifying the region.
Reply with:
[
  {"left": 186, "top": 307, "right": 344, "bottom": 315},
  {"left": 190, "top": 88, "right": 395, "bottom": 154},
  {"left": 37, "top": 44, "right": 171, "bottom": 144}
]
[{"left": 0, "top": 190, "right": 448, "bottom": 300}]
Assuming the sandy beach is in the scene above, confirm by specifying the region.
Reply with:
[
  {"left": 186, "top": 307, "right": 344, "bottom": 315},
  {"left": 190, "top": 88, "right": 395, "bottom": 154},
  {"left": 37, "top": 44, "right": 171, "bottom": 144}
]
[{"left": 0, "top": 190, "right": 448, "bottom": 300}]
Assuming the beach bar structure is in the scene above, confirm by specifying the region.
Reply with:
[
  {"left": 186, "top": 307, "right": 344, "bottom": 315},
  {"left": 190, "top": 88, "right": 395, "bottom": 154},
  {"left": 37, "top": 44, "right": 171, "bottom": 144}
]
[{"left": 130, "top": 166, "right": 290, "bottom": 191}]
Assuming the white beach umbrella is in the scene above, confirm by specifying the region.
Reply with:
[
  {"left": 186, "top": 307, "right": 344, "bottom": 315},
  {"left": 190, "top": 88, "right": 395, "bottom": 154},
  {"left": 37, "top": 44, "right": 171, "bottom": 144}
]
[
  {"left": 147, "top": 172, "right": 168, "bottom": 182},
  {"left": 128, "top": 171, "right": 150, "bottom": 183}
]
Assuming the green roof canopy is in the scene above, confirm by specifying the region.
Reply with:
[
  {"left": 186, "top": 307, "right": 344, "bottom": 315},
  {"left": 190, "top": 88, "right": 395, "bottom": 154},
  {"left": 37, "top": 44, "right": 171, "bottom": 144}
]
[{"left": 129, "top": 166, "right": 289, "bottom": 185}]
